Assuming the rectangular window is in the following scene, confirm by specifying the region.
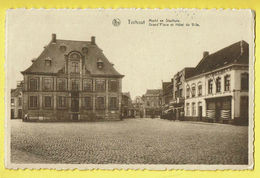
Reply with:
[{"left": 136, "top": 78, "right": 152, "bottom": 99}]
[
  {"left": 186, "top": 103, "right": 190, "bottom": 116},
  {"left": 109, "top": 97, "right": 118, "bottom": 110},
  {"left": 57, "top": 96, "right": 66, "bottom": 108},
  {"left": 96, "top": 96, "right": 105, "bottom": 110},
  {"left": 71, "top": 79, "right": 80, "bottom": 91},
  {"left": 83, "top": 79, "right": 93, "bottom": 91},
  {"left": 29, "top": 96, "right": 38, "bottom": 108},
  {"left": 11, "top": 98, "right": 14, "bottom": 104},
  {"left": 198, "top": 85, "right": 202, "bottom": 96},
  {"left": 43, "top": 78, "right": 53, "bottom": 91},
  {"left": 18, "top": 97, "right": 22, "bottom": 106},
  {"left": 95, "top": 79, "right": 106, "bottom": 92},
  {"left": 241, "top": 73, "right": 249, "bottom": 91},
  {"left": 72, "top": 62, "right": 79, "bottom": 73},
  {"left": 191, "top": 86, "right": 196, "bottom": 97},
  {"left": 192, "top": 103, "right": 196, "bottom": 116},
  {"left": 44, "top": 96, "right": 52, "bottom": 108},
  {"left": 216, "top": 77, "right": 221, "bottom": 93},
  {"left": 84, "top": 96, "right": 92, "bottom": 109},
  {"left": 224, "top": 75, "right": 231, "bottom": 91},
  {"left": 29, "top": 78, "right": 38, "bottom": 91},
  {"left": 108, "top": 80, "right": 119, "bottom": 92},
  {"left": 57, "top": 78, "right": 66, "bottom": 91},
  {"left": 208, "top": 80, "right": 213, "bottom": 94}
]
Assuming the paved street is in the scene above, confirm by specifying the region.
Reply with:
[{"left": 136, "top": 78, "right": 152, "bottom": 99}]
[{"left": 11, "top": 118, "right": 248, "bottom": 164}]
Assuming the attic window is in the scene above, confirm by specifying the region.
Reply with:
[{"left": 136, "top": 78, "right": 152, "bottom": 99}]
[
  {"left": 97, "top": 59, "right": 104, "bottom": 69},
  {"left": 59, "top": 45, "right": 67, "bottom": 52},
  {"left": 45, "top": 57, "right": 52, "bottom": 66},
  {"left": 82, "top": 47, "right": 88, "bottom": 54}
]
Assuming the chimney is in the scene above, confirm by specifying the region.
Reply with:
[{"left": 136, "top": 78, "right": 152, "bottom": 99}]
[
  {"left": 240, "top": 40, "right": 244, "bottom": 55},
  {"left": 91, "top": 36, "right": 96, "bottom": 45},
  {"left": 52, "top": 33, "right": 56, "bottom": 43},
  {"left": 203, "top": 51, "right": 209, "bottom": 58}
]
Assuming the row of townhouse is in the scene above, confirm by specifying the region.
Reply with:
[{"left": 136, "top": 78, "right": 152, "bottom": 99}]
[
  {"left": 184, "top": 41, "right": 249, "bottom": 125},
  {"left": 11, "top": 81, "right": 24, "bottom": 119},
  {"left": 161, "top": 40, "right": 249, "bottom": 125}
]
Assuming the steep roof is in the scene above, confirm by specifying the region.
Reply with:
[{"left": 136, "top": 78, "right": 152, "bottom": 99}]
[
  {"left": 145, "top": 89, "right": 162, "bottom": 96},
  {"left": 190, "top": 40, "right": 249, "bottom": 78},
  {"left": 11, "top": 88, "right": 22, "bottom": 97},
  {"left": 22, "top": 35, "right": 123, "bottom": 78},
  {"left": 122, "top": 92, "right": 131, "bottom": 99}
]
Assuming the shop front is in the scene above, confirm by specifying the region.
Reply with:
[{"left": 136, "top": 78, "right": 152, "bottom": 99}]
[{"left": 205, "top": 96, "right": 232, "bottom": 124}]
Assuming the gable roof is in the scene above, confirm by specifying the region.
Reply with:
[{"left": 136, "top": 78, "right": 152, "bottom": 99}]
[
  {"left": 11, "top": 88, "right": 22, "bottom": 97},
  {"left": 190, "top": 40, "right": 249, "bottom": 78},
  {"left": 22, "top": 35, "right": 124, "bottom": 78},
  {"left": 145, "top": 89, "right": 162, "bottom": 96}
]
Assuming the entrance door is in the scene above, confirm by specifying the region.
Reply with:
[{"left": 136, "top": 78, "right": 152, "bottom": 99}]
[
  {"left": 198, "top": 106, "right": 202, "bottom": 121},
  {"left": 18, "top": 109, "right": 22, "bottom": 119},
  {"left": 11, "top": 109, "right": 14, "bottom": 119},
  {"left": 240, "top": 96, "right": 249, "bottom": 125},
  {"left": 71, "top": 98, "right": 79, "bottom": 112},
  {"left": 215, "top": 101, "right": 222, "bottom": 122},
  {"left": 71, "top": 92, "right": 79, "bottom": 120}
]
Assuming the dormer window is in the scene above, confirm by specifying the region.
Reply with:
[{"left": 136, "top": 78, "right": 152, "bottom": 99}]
[
  {"left": 45, "top": 57, "right": 52, "bottom": 66},
  {"left": 97, "top": 59, "right": 104, "bottom": 69},
  {"left": 82, "top": 47, "right": 88, "bottom": 54},
  {"left": 59, "top": 45, "right": 67, "bottom": 52}
]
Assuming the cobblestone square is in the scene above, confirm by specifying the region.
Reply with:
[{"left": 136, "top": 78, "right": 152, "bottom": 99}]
[{"left": 11, "top": 119, "right": 248, "bottom": 164}]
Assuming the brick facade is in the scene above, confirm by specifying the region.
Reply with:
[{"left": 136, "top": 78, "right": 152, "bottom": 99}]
[{"left": 22, "top": 34, "right": 124, "bottom": 121}]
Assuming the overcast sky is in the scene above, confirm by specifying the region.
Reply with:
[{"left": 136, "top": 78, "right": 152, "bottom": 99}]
[{"left": 6, "top": 9, "right": 253, "bottom": 99}]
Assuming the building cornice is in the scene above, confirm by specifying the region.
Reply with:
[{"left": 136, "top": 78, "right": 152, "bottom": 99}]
[{"left": 186, "top": 63, "right": 248, "bottom": 82}]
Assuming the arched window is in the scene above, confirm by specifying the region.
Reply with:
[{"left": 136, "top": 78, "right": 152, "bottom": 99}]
[
  {"left": 224, "top": 75, "right": 231, "bottom": 91},
  {"left": 191, "top": 84, "right": 196, "bottom": 97},
  {"left": 197, "top": 82, "right": 202, "bottom": 96},
  {"left": 72, "top": 62, "right": 79, "bottom": 73},
  {"left": 216, "top": 77, "right": 221, "bottom": 93},
  {"left": 97, "top": 59, "right": 104, "bottom": 69},
  {"left": 186, "top": 85, "right": 190, "bottom": 98},
  {"left": 208, "top": 79, "right": 213, "bottom": 94}
]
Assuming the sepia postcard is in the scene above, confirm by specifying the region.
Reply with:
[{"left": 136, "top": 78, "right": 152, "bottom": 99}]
[{"left": 5, "top": 9, "right": 255, "bottom": 170}]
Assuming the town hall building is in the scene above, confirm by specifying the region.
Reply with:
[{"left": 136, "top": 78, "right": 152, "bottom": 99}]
[{"left": 21, "top": 34, "right": 124, "bottom": 121}]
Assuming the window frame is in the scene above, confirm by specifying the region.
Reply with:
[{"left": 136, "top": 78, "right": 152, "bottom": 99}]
[
  {"left": 83, "top": 96, "right": 92, "bottom": 110},
  {"left": 95, "top": 79, "right": 106, "bottom": 92},
  {"left": 72, "top": 62, "right": 79, "bottom": 73},
  {"left": 208, "top": 79, "right": 213, "bottom": 94},
  {"left": 109, "top": 97, "right": 118, "bottom": 110},
  {"left": 198, "top": 84, "right": 202, "bottom": 96},
  {"left": 108, "top": 79, "right": 119, "bottom": 92},
  {"left": 57, "top": 96, "right": 67, "bottom": 109},
  {"left": 43, "top": 95, "right": 53, "bottom": 109},
  {"left": 43, "top": 77, "right": 53, "bottom": 91},
  {"left": 57, "top": 78, "right": 66, "bottom": 91},
  {"left": 71, "top": 79, "right": 80, "bottom": 91},
  {"left": 96, "top": 96, "right": 106, "bottom": 110},
  {"left": 29, "top": 78, "right": 39, "bottom": 91},
  {"left": 29, "top": 95, "right": 38, "bottom": 109},
  {"left": 83, "top": 79, "right": 93, "bottom": 92},
  {"left": 224, "top": 75, "right": 231, "bottom": 91},
  {"left": 216, "top": 77, "right": 221, "bottom": 93},
  {"left": 241, "top": 72, "right": 249, "bottom": 91}
]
